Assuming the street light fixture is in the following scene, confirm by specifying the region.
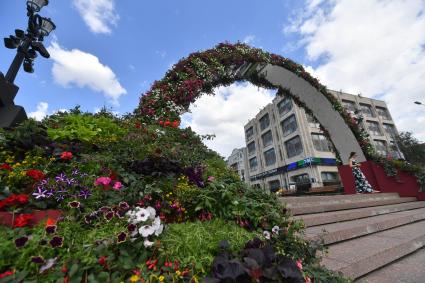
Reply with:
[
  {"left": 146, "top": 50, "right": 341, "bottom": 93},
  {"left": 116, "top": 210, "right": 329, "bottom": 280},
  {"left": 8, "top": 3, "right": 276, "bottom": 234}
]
[
  {"left": 0, "top": 0, "right": 55, "bottom": 127},
  {"left": 414, "top": 101, "right": 425, "bottom": 106}
]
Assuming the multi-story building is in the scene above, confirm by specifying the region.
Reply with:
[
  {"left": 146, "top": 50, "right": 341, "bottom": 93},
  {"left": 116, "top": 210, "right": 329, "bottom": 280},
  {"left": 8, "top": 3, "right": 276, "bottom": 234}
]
[
  {"left": 243, "top": 90, "right": 402, "bottom": 192},
  {"left": 226, "top": 147, "right": 249, "bottom": 182}
]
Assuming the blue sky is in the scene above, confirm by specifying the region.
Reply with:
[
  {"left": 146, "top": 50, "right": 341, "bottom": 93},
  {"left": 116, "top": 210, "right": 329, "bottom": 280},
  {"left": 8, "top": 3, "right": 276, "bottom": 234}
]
[{"left": 1, "top": 0, "right": 425, "bottom": 156}]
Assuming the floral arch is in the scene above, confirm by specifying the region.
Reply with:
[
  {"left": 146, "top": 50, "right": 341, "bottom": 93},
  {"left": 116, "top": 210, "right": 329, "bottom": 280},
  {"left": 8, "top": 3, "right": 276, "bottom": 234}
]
[{"left": 137, "top": 43, "right": 373, "bottom": 164}]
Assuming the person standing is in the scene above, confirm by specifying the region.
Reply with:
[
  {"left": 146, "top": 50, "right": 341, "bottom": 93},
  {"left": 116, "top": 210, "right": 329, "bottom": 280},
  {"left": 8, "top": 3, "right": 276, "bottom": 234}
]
[{"left": 349, "top": 152, "right": 375, "bottom": 193}]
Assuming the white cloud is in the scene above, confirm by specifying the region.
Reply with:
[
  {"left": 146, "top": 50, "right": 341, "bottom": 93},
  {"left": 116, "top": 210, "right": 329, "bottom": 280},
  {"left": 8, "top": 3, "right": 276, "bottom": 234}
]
[
  {"left": 28, "top": 102, "right": 49, "bottom": 121},
  {"left": 73, "top": 0, "right": 119, "bottom": 34},
  {"left": 243, "top": 35, "right": 256, "bottom": 44},
  {"left": 182, "top": 82, "right": 275, "bottom": 157},
  {"left": 289, "top": 0, "right": 425, "bottom": 142},
  {"left": 47, "top": 41, "right": 127, "bottom": 106}
]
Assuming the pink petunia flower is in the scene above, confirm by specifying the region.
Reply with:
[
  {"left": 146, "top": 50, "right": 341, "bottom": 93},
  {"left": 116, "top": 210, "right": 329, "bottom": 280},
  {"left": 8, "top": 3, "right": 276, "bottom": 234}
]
[
  {"left": 95, "top": 177, "right": 112, "bottom": 186},
  {"left": 305, "top": 277, "right": 311, "bottom": 283},
  {"left": 113, "top": 181, "right": 123, "bottom": 190},
  {"left": 296, "top": 260, "right": 303, "bottom": 271}
]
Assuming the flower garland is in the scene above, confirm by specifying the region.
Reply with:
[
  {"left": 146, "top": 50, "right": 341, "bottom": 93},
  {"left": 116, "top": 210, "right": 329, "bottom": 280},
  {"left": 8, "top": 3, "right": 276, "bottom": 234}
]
[{"left": 136, "top": 41, "right": 425, "bottom": 190}]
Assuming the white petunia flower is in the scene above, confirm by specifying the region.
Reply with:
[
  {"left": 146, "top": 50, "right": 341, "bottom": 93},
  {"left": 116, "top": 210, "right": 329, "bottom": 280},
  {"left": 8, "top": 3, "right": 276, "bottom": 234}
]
[
  {"left": 263, "top": 230, "right": 271, "bottom": 240},
  {"left": 154, "top": 224, "right": 164, "bottom": 236},
  {"left": 143, "top": 238, "right": 154, "bottom": 247},
  {"left": 139, "top": 225, "right": 155, "bottom": 237},
  {"left": 152, "top": 216, "right": 161, "bottom": 230},
  {"left": 272, "top": 226, "right": 280, "bottom": 234},
  {"left": 146, "top": 206, "right": 156, "bottom": 220},
  {"left": 135, "top": 208, "right": 150, "bottom": 222}
]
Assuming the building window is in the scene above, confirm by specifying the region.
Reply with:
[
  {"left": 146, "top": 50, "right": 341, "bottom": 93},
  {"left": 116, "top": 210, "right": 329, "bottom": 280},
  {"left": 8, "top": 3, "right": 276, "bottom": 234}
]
[
  {"left": 376, "top": 107, "right": 391, "bottom": 120},
  {"left": 360, "top": 103, "right": 375, "bottom": 118},
  {"left": 262, "top": 130, "right": 273, "bottom": 147},
  {"left": 281, "top": 115, "right": 298, "bottom": 137},
  {"left": 366, "top": 121, "right": 382, "bottom": 136},
  {"left": 246, "top": 126, "right": 254, "bottom": 140},
  {"left": 306, "top": 113, "right": 320, "bottom": 128},
  {"left": 259, "top": 113, "right": 270, "bottom": 131},
  {"left": 277, "top": 96, "right": 292, "bottom": 117},
  {"left": 269, "top": 180, "right": 280, "bottom": 192},
  {"left": 247, "top": 141, "right": 256, "bottom": 156},
  {"left": 264, "top": 148, "right": 276, "bottom": 166},
  {"left": 321, "top": 172, "right": 340, "bottom": 186},
  {"left": 383, "top": 123, "right": 397, "bottom": 137},
  {"left": 342, "top": 100, "right": 356, "bottom": 112},
  {"left": 249, "top": 156, "right": 258, "bottom": 171},
  {"left": 312, "top": 133, "right": 332, "bottom": 152},
  {"left": 285, "top": 136, "right": 303, "bottom": 158},
  {"left": 292, "top": 174, "right": 310, "bottom": 184},
  {"left": 373, "top": 140, "right": 387, "bottom": 156}
]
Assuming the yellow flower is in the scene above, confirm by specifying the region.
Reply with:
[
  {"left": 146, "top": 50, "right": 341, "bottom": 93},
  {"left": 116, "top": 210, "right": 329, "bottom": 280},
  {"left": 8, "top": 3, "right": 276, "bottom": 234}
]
[
  {"left": 175, "top": 270, "right": 181, "bottom": 277},
  {"left": 130, "top": 275, "right": 139, "bottom": 283},
  {"left": 192, "top": 276, "right": 199, "bottom": 283},
  {"left": 158, "top": 275, "right": 165, "bottom": 282}
]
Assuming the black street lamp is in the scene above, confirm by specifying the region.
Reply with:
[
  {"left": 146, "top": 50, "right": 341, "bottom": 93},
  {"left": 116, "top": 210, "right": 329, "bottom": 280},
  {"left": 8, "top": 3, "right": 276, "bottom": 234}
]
[
  {"left": 0, "top": 0, "right": 55, "bottom": 128},
  {"left": 414, "top": 101, "right": 425, "bottom": 107}
]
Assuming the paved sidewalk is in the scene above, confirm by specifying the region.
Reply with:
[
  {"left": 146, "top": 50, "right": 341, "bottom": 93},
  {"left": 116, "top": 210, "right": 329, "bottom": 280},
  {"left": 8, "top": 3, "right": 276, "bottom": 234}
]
[{"left": 356, "top": 248, "right": 425, "bottom": 283}]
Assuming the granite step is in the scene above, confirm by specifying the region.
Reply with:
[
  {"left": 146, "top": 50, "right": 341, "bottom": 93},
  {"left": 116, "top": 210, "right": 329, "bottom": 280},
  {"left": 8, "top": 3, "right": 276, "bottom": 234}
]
[
  {"left": 321, "top": 220, "right": 425, "bottom": 280},
  {"left": 280, "top": 192, "right": 400, "bottom": 206},
  {"left": 355, "top": 247, "right": 425, "bottom": 283},
  {"left": 305, "top": 207, "right": 425, "bottom": 244},
  {"left": 295, "top": 201, "right": 425, "bottom": 227},
  {"left": 288, "top": 196, "right": 417, "bottom": 215}
]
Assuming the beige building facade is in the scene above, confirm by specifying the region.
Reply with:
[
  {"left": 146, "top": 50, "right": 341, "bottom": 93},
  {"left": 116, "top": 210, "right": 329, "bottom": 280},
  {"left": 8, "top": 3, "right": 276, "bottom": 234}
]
[
  {"left": 226, "top": 147, "right": 249, "bottom": 182},
  {"left": 243, "top": 90, "right": 401, "bottom": 192}
]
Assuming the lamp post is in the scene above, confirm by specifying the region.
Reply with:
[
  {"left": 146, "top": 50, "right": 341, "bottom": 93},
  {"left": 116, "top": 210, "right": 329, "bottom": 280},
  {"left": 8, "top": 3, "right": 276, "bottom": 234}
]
[
  {"left": 414, "top": 101, "right": 425, "bottom": 107},
  {"left": 0, "top": 0, "right": 56, "bottom": 128}
]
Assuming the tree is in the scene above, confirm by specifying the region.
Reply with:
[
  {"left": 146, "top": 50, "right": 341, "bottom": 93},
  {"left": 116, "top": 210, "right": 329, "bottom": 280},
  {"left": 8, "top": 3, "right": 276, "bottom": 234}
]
[{"left": 395, "top": 132, "right": 425, "bottom": 166}]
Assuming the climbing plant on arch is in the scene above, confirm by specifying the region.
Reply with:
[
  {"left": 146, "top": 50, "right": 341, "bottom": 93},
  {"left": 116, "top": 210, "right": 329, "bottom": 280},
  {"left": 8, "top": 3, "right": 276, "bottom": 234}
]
[{"left": 138, "top": 42, "right": 373, "bottom": 164}]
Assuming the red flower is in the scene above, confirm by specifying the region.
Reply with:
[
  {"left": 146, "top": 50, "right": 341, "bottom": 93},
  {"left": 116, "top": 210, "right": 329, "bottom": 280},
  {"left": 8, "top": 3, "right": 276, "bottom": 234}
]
[
  {"left": 62, "top": 276, "right": 70, "bottom": 283},
  {"left": 26, "top": 169, "right": 45, "bottom": 181},
  {"left": 135, "top": 122, "right": 142, "bottom": 129},
  {"left": 164, "top": 120, "right": 171, "bottom": 127},
  {"left": 171, "top": 120, "right": 180, "bottom": 128},
  {"left": 0, "top": 163, "right": 12, "bottom": 171},
  {"left": 0, "top": 270, "right": 14, "bottom": 279},
  {"left": 98, "top": 256, "right": 108, "bottom": 268},
  {"left": 60, "top": 151, "right": 73, "bottom": 160},
  {"left": 13, "top": 213, "right": 34, "bottom": 228},
  {"left": 14, "top": 194, "right": 29, "bottom": 204}
]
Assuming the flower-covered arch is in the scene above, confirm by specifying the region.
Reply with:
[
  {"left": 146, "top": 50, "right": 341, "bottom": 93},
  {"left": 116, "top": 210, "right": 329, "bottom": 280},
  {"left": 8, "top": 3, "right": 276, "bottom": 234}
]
[{"left": 137, "top": 43, "right": 373, "bottom": 164}]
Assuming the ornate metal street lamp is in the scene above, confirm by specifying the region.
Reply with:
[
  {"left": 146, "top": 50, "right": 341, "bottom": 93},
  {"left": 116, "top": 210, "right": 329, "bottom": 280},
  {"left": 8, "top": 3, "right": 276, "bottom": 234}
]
[{"left": 0, "top": 0, "right": 56, "bottom": 127}]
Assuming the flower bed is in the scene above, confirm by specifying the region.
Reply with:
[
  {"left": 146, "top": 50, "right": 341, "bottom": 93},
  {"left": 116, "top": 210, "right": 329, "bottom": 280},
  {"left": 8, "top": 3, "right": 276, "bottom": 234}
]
[{"left": 0, "top": 111, "right": 350, "bottom": 282}]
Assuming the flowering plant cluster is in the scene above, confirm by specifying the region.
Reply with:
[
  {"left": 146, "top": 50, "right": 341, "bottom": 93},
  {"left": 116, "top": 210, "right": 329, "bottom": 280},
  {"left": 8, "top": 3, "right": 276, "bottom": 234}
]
[
  {"left": 0, "top": 194, "right": 28, "bottom": 211},
  {"left": 126, "top": 206, "right": 164, "bottom": 247}
]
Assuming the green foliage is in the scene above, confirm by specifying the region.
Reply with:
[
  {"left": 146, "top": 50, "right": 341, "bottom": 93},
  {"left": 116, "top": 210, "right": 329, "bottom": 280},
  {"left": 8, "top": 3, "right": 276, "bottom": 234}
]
[
  {"left": 396, "top": 131, "right": 425, "bottom": 166},
  {"left": 159, "top": 219, "right": 258, "bottom": 272},
  {"left": 304, "top": 264, "right": 352, "bottom": 283},
  {"left": 45, "top": 113, "right": 127, "bottom": 143}
]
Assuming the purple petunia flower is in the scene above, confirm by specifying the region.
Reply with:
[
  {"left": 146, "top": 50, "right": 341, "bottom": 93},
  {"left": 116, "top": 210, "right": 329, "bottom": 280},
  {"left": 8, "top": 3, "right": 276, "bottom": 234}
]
[
  {"left": 119, "top": 201, "right": 130, "bottom": 211},
  {"left": 68, "top": 201, "right": 80, "bottom": 208},
  {"left": 55, "top": 173, "right": 67, "bottom": 183},
  {"left": 104, "top": 211, "right": 114, "bottom": 221},
  {"left": 66, "top": 178, "right": 76, "bottom": 185},
  {"left": 56, "top": 194, "right": 65, "bottom": 202},
  {"left": 49, "top": 236, "right": 63, "bottom": 248},
  {"left": 127, "top": 223, "right": 137, "bottom": 232},
  {"left": 117, "top": 232, "right": 127, "bottom": 243},
  {"left": 71, "top": 169, "right": 80, "bottom": 176},
  {"left": 45, "top": 189, "right": 55, "bottom": 198},
  {"left": 45, "top": 225, "right": 56, "bottom": 234},
  {"left": 15, "top": 236, "right": 29, "bottom": 248},
  {"left": 31, "top": 256, "right": 45, "bottom": 264},
  {"left": 32, "top": 187, "right": 47, "bottom": 199},
  {"left": 78, "top": 189, "right": 91, "bottom": 199}
]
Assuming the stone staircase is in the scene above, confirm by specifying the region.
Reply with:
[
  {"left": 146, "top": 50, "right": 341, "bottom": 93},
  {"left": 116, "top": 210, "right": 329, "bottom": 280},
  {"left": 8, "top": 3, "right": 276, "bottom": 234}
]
[{"left": 280, "top": 193, "right": 425, "bottom": 282}]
